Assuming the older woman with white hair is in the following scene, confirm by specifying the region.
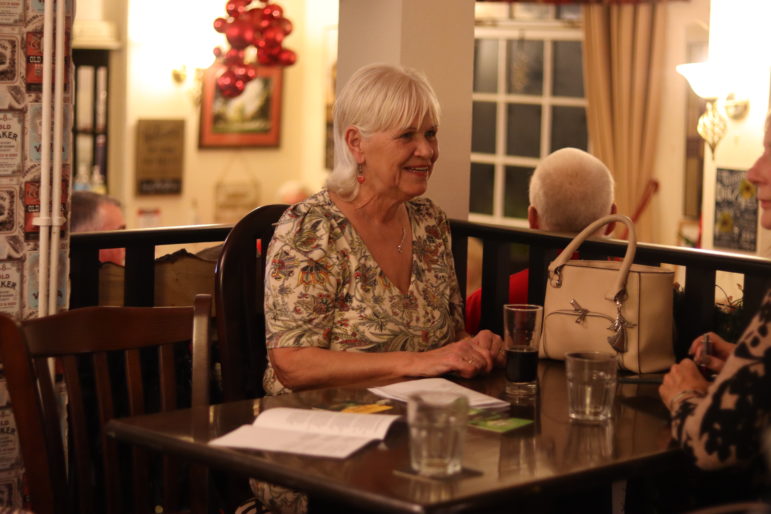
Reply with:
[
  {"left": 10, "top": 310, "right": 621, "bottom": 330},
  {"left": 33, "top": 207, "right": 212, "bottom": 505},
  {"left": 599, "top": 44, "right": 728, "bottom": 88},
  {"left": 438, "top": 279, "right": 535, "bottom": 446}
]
[{"left": 262, "top": 63, "right": 503, "bottom": 398}]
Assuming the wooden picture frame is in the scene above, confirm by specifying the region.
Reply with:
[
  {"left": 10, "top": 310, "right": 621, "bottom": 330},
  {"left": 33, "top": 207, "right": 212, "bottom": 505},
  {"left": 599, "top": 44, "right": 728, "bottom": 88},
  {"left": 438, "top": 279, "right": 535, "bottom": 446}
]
[{"left": 199, "top": 64, "right": 282, "bottom": 148}]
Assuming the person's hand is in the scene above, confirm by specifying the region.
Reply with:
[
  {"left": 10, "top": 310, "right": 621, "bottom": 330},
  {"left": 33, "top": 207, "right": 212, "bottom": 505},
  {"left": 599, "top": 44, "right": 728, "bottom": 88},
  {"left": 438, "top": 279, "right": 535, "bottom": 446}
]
[
  {"left": 659, "top": 358, "right": 710, "bottom": 412},
  {"left": 412, "top": 338, "right": 494, "bottom": 379},
  {"left": 468, "top": 330, "right": 505, "bottom": 368},
  {"left": 688, "top": 332, "right": 734, "bottom": 373}
]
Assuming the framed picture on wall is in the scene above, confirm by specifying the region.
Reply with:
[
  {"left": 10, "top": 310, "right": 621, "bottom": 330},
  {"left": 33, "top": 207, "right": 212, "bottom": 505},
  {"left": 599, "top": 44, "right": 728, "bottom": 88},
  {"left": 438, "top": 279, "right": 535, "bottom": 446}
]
[
  {"left": 199, "top": 64, "right": 282, "bottom": 148},
  {"left": 713, "top": 167, "right": 757, "bottom": 252}
]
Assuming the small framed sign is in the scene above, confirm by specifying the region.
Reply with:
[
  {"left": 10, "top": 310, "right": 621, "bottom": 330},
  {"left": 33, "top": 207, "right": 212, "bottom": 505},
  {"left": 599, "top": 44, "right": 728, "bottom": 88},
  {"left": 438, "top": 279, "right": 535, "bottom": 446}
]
[{"left": 135, "top": 119, "right": 184, "bottom": 195}]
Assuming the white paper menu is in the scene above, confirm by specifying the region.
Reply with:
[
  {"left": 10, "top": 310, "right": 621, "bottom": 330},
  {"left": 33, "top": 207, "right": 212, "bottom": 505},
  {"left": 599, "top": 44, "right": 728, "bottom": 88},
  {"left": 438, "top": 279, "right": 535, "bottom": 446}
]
[
  {"left": 209, "top": 407, "right": 400, "bottom": 459},
  {"left": 368, "top": 378, "right": 509, "bottom": 409}
]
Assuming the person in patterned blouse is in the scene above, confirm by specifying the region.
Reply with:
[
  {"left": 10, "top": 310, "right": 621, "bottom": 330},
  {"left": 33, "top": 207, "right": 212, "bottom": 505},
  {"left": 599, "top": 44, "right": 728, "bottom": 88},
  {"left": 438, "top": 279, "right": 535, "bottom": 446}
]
[
  {"left": 263, "top": 63, "right": 504, "bottom": 397},
  {"left": 659, "top": 112, "right": 771, "bottom": 477}
]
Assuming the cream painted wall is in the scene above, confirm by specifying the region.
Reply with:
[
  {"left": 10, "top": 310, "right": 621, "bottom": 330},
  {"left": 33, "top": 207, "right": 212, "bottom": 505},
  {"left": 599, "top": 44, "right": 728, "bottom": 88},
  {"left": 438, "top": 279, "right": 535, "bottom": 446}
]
[
  {"left": 702, "top": 0, "right": 771, "bottom": 256},
  {"left": 95, "top": 0, "right": 338, "bottom": 229},
  {"left": 652, "top": 0, "right": 710, "bottom": 247},
  {"left": 81, "top": 0, "right": 770, "bottom": 256},
  {"left": 337, "top": 0, "right": 474, "bottom": 220}
]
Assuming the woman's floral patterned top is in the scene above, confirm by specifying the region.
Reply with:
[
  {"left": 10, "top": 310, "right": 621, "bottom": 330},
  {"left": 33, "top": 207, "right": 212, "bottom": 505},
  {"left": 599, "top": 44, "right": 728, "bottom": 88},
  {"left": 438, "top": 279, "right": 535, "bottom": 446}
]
[{"left": 262, "top": 189, "right": 465, "bottom": 395}]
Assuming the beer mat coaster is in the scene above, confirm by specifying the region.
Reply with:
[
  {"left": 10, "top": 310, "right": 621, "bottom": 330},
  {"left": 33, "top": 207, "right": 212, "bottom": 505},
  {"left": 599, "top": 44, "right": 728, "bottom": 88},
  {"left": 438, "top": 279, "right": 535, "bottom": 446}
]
[
  {"left": 313, "top": 400, "right": 394, "bottom": 414},
  {"left": 393, "top": 466, "right": 483, "bottom": 482},
  {"left": 469, "top": 416, "right": 532, "bottom": 433}
]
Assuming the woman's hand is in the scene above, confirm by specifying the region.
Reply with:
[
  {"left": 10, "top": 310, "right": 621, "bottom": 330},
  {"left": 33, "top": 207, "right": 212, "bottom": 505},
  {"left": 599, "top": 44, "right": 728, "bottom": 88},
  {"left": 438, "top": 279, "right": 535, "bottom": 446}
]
[
  {"left": 688, "top": 332, "right": 735, "bottom": 373},
  {"left": 659, "top": 358, "right": 710, "bottom": 412},
  {"left": 469, "top": 330, "right": 505, "bottom": 368},
  {"left": 410, "top": 338, "right": 496, "bottom": 379}
]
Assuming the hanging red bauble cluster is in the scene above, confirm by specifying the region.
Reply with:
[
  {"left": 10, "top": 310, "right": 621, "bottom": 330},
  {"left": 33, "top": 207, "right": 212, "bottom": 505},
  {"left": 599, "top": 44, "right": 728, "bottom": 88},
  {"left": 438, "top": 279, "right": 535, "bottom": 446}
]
[{"left": 212, "top": 0, "right": 297, "bottom": 98}]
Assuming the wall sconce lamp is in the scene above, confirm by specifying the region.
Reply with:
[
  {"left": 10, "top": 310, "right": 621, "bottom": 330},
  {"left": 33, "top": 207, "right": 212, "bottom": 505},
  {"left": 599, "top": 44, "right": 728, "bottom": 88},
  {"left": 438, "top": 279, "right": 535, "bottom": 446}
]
[
  {"left": 171, "top": 65, "right": 206, "bottom": 104},
  {"left": 171, "top": 65, "right": 189, "bottom": 85},
  {"left": 676, "top": 62, "right": 750, "bottom": 158}
]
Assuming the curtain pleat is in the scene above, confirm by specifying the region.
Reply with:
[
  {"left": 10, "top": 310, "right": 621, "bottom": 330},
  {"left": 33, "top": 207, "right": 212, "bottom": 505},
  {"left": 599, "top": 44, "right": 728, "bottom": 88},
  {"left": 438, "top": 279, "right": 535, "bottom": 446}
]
[{"left": 582, "top": 3, "right": 667, "bottom": 241}]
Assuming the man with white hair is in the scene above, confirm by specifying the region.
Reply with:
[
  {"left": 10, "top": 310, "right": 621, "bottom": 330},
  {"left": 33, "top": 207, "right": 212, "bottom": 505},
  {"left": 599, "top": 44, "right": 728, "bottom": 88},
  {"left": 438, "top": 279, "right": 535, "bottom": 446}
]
[{"left": 465, "top": 147, "right": 616, "bottom": 334}]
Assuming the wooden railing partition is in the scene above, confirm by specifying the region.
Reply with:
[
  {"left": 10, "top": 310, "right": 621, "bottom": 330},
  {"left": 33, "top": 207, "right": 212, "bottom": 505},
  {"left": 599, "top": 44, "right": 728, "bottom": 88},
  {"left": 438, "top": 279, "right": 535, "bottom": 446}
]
[
  {"left": 69, "top": 225, "right": 230, "bottom": 308},
  {"left": 450, "top": 219, "right": 771, "bottom": 358},
  {"left": 70, "top": 220, "right": 771, "bottom": 361}
]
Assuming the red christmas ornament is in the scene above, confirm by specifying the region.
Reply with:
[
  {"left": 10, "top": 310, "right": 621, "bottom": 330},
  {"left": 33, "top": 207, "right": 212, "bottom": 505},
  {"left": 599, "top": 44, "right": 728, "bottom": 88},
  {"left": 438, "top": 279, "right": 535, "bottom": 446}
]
[
  {"left": 262, "top": 4, "right": 283, "bottom": 19},
  {"left": 262, "top": 26, "right": 284, "bottom": 46},
  {"left": 223, "top": 48, "right": 245, "bottom": 66},
  {"left": 226, "top": 0, "right": 248, "bottom": 18},
  {"left": 244, "top": 8, "right": 263, "bottom": 26},
  {"left": 278, "top": 48, "right": 296, "bottom": 66},
  {"left": 277, "top": 18, "right": 292, "bottom": 35},
  {"left": 213, "top": 17, "right": 228, "bottom": 33},
  {"left": 226, "top": 18, "right": 255, "bottom": 50},
  {"left": 213, "top": 0, "right": 297, "bottom": 98},
  {"left": 216, "top": 69, "right": 245, "bottom": 98}
]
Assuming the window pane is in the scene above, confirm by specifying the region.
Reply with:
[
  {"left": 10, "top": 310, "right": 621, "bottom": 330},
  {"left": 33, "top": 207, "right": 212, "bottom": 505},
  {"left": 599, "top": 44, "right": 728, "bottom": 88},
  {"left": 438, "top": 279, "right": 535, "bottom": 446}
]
[
  {"left": 553, "top": 41, "right": 584, "bottom": 98},
  {"left": 474, "top": 39, "right": 498, "bottom": 93},
  {"left": 506, "top": 40, "right": 543, "bottom": 96},
  {"left": 550, "top": 106, "right": 587, "bottom": 152},
  {"left": 556, "top": 5, "right": 581, "bottom": 21},
  {"left": 475, "top": 3, "right": 510, "bottom": 20},
  {"left": 504, "top": 165, "right": 533, "bottom": 218},
  {"left": 506, "top": 103, "right": 541, "bottom": 157},
  {"left": 512, "top": 5, "right": 551, "bottom": 20},
  {"left": 470, "top": 162, "right": 495, "bottom": 215},
  {"left": 472, "top": 101, "right": 497, "bottom": 154}
]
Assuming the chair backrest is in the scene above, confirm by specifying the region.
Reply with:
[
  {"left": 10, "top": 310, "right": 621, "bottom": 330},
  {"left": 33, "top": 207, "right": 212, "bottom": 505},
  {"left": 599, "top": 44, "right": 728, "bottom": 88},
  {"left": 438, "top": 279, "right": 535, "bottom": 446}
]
[
  {"left": 0, "top": 294, "right": 212, "bottom": 514},
  {"left": 214, "top": 203, "right": 288, "bottom": 402}
]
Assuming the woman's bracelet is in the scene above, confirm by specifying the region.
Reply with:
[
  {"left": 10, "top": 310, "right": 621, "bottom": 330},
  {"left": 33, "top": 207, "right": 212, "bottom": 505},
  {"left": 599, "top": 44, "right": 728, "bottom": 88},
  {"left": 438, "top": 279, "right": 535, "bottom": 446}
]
[{"left": 668, "top": 389, "right": 707, "bottom": 412}]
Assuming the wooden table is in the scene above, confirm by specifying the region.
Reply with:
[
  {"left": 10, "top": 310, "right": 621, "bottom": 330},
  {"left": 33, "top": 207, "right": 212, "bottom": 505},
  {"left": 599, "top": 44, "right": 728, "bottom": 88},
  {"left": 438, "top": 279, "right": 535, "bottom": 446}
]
[{"left": 106, "top": 361, "right": 680, "bottom": 513}]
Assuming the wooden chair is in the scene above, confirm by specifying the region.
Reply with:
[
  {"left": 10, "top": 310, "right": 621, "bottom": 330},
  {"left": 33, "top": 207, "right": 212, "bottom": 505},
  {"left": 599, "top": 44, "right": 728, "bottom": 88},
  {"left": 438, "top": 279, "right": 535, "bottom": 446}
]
[
  {"left": 0, "top": 293, "right": 213, "bottom": 514},
  {"left": 214, "top": 203, "right": 288, "bottom": 402}
]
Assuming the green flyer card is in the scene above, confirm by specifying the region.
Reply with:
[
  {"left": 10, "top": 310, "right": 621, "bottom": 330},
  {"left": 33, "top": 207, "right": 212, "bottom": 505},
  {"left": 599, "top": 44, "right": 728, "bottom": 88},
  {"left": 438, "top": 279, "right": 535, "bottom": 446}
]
[{"left": 467, "top": 409, "right": 533, "bottom": 433}]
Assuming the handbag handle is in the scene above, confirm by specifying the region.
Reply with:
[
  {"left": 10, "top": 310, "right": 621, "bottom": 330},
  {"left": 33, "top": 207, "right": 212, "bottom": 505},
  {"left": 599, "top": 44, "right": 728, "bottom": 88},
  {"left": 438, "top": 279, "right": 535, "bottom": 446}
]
[{"left": 547, "top": 214, "right": 636, "bottom": 302}]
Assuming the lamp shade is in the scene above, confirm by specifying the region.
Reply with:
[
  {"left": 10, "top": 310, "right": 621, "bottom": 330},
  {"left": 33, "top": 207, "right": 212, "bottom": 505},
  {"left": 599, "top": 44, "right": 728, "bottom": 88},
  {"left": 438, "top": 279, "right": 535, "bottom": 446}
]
[{"left": 676, "top": 62, "right": 727, "bottom": 100}]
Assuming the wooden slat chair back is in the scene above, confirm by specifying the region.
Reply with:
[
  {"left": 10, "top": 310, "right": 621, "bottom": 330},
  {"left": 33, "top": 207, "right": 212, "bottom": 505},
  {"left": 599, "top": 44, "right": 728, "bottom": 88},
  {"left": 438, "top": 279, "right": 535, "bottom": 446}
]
[
  {"left": 215, "top": 203, "right": 288, "bottom": 402},
  {"left": 0, "top": 294, "right": 213, "bottom": 514}
]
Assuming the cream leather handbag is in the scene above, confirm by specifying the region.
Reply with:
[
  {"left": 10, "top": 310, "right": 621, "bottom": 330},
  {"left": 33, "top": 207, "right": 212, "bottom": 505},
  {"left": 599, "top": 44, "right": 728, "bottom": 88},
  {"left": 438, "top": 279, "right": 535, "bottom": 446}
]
[{"left": 540, "top": 214, "right": 675, "bottom": 373}]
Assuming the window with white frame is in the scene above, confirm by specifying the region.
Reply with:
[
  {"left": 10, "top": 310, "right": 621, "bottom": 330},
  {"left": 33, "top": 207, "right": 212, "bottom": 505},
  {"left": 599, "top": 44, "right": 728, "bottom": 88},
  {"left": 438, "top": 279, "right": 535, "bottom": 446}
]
[{"left": 470, "top": 3, "right": 586, "bottom": 227}]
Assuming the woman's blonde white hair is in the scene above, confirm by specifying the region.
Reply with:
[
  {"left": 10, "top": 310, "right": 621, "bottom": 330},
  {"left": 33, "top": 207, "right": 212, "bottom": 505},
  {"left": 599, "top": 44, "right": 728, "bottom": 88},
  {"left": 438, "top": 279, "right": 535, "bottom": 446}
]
[
  {"left": 326, "top": 63, "right": 441, "bottom": 200},
  {"left": 765, "top": 110, "right": 771, "bottom": 147},
  {"left": 528, "top": 147, "right": 615, "bottom": 232}
]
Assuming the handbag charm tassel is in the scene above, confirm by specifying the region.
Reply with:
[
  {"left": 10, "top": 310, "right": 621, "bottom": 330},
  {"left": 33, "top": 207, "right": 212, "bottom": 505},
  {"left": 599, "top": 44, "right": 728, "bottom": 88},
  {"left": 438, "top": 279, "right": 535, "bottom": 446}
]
[
  {"left": 569, "top": 299, "right": 589, "bottom": 323},
  {"left": 607, "top": 298, "right": 636, "bottom": 353}
]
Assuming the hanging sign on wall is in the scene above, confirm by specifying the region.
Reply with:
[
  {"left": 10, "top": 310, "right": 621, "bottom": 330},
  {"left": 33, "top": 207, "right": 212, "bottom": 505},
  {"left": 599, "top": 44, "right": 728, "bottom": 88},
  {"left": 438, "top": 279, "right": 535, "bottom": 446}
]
[
  {"left": 713, "top": 167, "right": 757, "bottom": 252},
  {"left": 135, "top": 119, "right": 184, "bottom": 195}
]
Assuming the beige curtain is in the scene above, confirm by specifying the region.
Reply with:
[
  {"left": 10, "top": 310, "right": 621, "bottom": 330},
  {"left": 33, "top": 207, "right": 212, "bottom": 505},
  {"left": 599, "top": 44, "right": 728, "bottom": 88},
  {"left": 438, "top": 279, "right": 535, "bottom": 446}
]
[{"left": 582, "top": 3, "right": 667, "bottom": 241}]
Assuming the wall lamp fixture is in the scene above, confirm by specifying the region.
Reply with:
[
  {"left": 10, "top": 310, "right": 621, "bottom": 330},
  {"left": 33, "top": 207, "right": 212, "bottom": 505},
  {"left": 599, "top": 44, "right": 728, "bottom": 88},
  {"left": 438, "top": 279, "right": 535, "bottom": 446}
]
[{"left": 676, "top": 61, "right": 749, "bottom": 158}]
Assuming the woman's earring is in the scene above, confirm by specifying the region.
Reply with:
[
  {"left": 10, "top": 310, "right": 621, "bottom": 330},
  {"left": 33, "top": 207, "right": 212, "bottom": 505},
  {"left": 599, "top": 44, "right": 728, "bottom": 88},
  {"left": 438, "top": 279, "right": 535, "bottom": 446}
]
[{"left": 356, "top": 164, "right": 365, "bottom": 184}]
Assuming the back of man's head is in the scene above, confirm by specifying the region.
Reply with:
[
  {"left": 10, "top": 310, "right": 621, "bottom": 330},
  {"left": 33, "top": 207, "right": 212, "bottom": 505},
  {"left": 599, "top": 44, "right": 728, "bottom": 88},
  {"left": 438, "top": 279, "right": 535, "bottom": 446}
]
[
  {"left": 528, "top": 148, "right": 614, "bottom": 232},
  {"left": 70, "top": 191, "right": 123, "bottom": 233}
]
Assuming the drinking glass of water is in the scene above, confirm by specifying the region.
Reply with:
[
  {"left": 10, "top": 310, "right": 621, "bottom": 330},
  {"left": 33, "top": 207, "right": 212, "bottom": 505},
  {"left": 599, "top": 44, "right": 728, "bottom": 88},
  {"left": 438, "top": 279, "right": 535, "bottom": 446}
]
[
  {"left": 407, "top": 391, "right": 468, "bottom": 477},
  {"left": 503, "top": 304, "right": 543, "bottom": 397},
  {"left": 565, "top": 352, "right": 617, "bottom": 422}
]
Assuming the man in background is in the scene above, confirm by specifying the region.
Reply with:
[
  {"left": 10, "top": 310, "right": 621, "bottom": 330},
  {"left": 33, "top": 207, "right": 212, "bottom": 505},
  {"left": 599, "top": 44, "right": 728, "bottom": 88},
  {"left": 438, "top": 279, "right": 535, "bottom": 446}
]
[
  {"left": 465, "top": 147, "right": 617, "bottom": 334},
  {"left": 70, "top": 191, "right": 126, "bottom": 265}
]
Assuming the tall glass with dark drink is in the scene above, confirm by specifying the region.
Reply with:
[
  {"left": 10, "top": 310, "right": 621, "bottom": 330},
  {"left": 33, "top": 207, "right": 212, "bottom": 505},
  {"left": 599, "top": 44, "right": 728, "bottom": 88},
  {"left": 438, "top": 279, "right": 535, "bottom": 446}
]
[{"left": 503, "top": 304, "right": 543, "bottom": 397}]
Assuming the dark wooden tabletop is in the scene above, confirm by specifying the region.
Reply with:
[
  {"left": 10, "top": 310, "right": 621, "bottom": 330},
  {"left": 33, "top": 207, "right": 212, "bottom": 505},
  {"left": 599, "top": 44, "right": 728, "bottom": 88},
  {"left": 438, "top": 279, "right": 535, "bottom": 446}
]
[{"left": 106, "top": 360, "right": 679, "bottom": 513}]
